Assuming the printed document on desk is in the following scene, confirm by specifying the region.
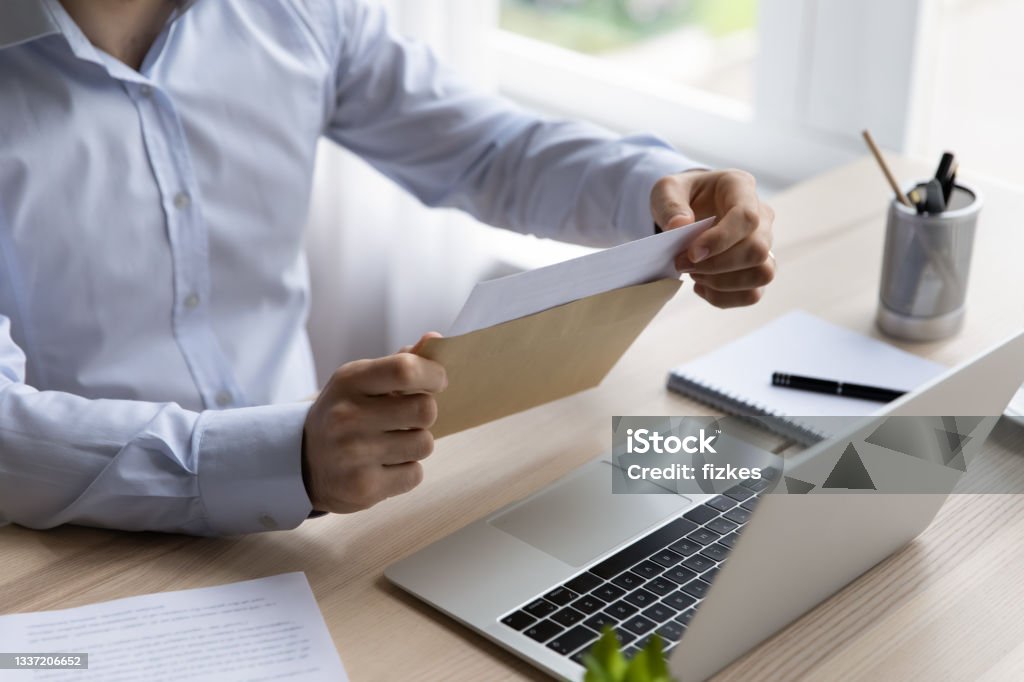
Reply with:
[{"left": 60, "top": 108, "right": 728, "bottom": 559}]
[
  {"left": 0, "top": 572, "right": 347, "bottom": 681},
  {"left": 448, "top": 217, "right": 715, "bottom": 335}
]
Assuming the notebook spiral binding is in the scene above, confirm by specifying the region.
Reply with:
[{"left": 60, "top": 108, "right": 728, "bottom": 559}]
[{"left": 666, "top": 374, "right": 827, "bottom": 447}]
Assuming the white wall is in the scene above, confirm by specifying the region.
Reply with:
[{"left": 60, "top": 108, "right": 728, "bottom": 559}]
[{"left": 909, "top": 0, "right": 1024, "bottom": 186}]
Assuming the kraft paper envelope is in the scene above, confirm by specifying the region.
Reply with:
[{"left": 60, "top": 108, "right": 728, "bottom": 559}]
[{"left": 417, "top": 277, "right": 682, "bottom": 438}]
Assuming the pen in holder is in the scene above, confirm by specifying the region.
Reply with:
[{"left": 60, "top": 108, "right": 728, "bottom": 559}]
[{"left": 876, "top": 182, "right": 981, "bottom": 341}]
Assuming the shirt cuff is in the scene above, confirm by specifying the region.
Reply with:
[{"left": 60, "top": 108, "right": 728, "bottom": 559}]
[
  {"left": 615, "top": 135, "right": 706, "bottom": 242},
  {"left": 195, "top": 402, "right": 313, "bottom": 535}
]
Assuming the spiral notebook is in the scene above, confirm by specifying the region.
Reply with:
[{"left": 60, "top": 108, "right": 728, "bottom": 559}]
[{"left": 667, "top": 310, "right": 946, "bottom": 444}]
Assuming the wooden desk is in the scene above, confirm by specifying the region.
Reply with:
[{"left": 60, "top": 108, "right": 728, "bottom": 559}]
[{"left": 2, "top": 157, "right": 1024, "bottom": 681}]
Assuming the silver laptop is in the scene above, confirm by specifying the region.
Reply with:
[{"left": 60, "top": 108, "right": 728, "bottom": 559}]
[{"left": 386, "top": 329, "right": 1024, "bottom": 681}]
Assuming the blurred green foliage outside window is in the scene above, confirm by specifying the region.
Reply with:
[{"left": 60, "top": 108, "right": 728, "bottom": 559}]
[{"left": 500, "top": 0, "right": 758, "bottom": 54}]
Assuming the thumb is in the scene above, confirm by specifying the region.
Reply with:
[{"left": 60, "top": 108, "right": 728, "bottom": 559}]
[
  {"left": 663, "top": 210, "right": 695, "bottom": 230},
  {"left": 410, "top": 331, "right": 443, "bottom": 355},
  {"left": 651, "top": 177, "right": 696, "bottom": 231}
]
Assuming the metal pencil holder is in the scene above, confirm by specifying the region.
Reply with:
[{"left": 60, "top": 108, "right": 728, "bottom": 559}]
[{"left": 876, "top": 183, "right": 981, "bottom": 341}]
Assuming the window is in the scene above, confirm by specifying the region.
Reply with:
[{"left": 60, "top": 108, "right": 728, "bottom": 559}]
[
  {"left": 500, "top": 0, "right": 759, "bottom": 105},
  {"left": 420, "top": 0, "right": 936, "bottom": 271},
  {"left": 492, "top": 1, "right": 927, "bottom": 190}
]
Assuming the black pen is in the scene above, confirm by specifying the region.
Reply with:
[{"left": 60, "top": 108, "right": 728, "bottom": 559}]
[
  {"left": 934, "top": 151, "right": 956, "bottom": 204},
  {"left": 771, "top": 372, "right": 906, "bottom": 403},
  {"left": 945, "top": 160, "right": 959, "bottom": 205}
]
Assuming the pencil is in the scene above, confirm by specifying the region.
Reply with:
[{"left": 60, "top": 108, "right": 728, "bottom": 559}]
[{"left": 862, "top": 130, "right": 913, "bottom": 207}]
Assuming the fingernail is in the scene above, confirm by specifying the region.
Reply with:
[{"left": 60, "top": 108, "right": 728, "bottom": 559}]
[
  {"left": 676, "top": 256, "right": 696, "bottom": 273},
  {"left": 694, "top": 283, "right": 706, "bottom": 296},
  {"left": 691, "top": 247, "right": 710, "bottom": 263},
  {"left": 667, "top": 213, "right": 693, "bottom": 229}
]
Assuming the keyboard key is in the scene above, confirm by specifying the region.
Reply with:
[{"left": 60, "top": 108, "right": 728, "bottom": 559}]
[
  {"left": 623, "top": 588, "right": 658, "bottom": 608},
  {"left": 570, "top": 650, "right": 588, "bottom": 665},
  {"left": 662, "top": 566, "right": 697, "bottom": 585},
  {"left": 623, "top": 644, "right": 640, "bottom": 657},
  {"left": 585, "top": 612, "right": 617, "bottom": 631},
  {"left": 621, "top": 614, "right": 657, "bottom": 636},
  {"left": 603, "top": 600, "right": 639, "bottom": 620},
  {"left": 661, "top": 590, "right": 697, "bottom": 611},
  {"left": 641, "top": 603, "right": 676, "bottom": 624},
  {"left": 612, "top": 571, "right": 644, "bottom": 590},
  {"left": 719, "top": 532, "right": 739, "bottom": 548},
  {"left": 644, "top": 576, "right": 677, "bottom": 597},
  {"left": 633, "top": 559, "right": 665, "bottom": 578},
  {"left": 723, "top": 485, "right": 755, "bottom": 502},
  {"left": 680, "top": 579, "right": 711, "bottom": 599},
  {"left": 723, "top": 507, "right": 752, "bottom": 525},
  {"left": 543, "top": 586, "right": 578, "bottom": 606},
  {"left": 700, "top": 543, "right": 730, "bottom": 562},
  {"left": 706, "top": 517, "right": 739, "bottom": 535},
  {"left": 501, "top": 610, "right": 536, "bottom": 631},
  {"left": 704, "top": 566, "right": 720, "bottom": 582},
  {"left": 524, "top": 619, "right": 563, "bottom": 643},
  {"left": 686, "top": 529, "right": 720, "bottom": 546},
  {"left": 565, "top": 572, "right": 603, "bottom": 595},
  {"left": 524, "top": 598, "right": 557, "bottom": 618},
  {"left": 740, "top": 497, "right": 760, "bottom": 512},
  {"left": 676, "top": 608, "right": 696, "bottom": 626},
  {"left": 590, "top": 518, "right": 698, "bottom": 579},
  {"left": 649, "top": 550, "right": 682, "bottom": 569},
  {"left": 547, "top": 625, "right": 598, "bottom": 656},
  {"left": 706, "top": 495, "right": 737, "bottom": 512},
  {"left": 591, "top": 583, "right": 626, "bottom": 602},
  {"left": 571, "top": 594, "right": 606, "bottom": 615},
  {"left": 683, "top": 554, "right": 715, "bottom": 574},
  {"left": 667, "top": 538, "right": 702, "bottom": 557},
  {"left": 683, "top": 505, "right": 719, "bottom": 525},
  {"left": 614, "top": 626, "right": 638, "bottom": 646},
  {"left": 657, "top": 620, "right": 685, "bottom": 642},
  {"left": 741, "top": 478, "right": 771, "bottom": 492},
  {"left": 551, "top": 606, "right": 586, "bottom": 627},
  {"left": 636, "top": 633, "right": 658, "bottom": 650}
]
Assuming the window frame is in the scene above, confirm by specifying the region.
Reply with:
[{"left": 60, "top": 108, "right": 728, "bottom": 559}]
[{"left": 491, "top": 0, "right": 926, "bottom": 188}]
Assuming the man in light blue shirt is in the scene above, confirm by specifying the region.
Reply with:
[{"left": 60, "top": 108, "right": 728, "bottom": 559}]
[{"left": 0, "top": 0, "right": 776, "bottom": 535}]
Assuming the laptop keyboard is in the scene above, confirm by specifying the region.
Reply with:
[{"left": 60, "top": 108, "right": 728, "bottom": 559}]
[{"left": 499, "top": 478, "right": 771, "bottom": 665}]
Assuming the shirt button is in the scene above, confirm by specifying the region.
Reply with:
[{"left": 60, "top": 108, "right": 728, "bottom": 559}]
[
  {"left": 139, "top": 84, "right": 153, "bottom": 98},
  {"left": 173, "top": 192, "right": 191, "bottom": 210},
  {"left": 215, "top": 391, "right": 233, "bottom": 407},
  {"left": 184, "top": 293, "right": 200, "bottom": 310}
]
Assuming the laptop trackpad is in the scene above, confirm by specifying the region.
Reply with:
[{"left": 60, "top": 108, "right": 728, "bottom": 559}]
[{"left": 489, "top": 461, "right": 693, "bottom": 567}]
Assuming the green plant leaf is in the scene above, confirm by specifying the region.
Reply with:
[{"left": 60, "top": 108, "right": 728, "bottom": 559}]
[
  {"left": 581, "top": 658, "right": 616, "bottom": 682},
  {"left": 583, "top": 627, "right": 627, "bottom": 681},
  {"left": 624, "top": 648, "right": 651, "bottom": 682},
  {"left": 644, "top": 635, "right": 670, "bottom": 680},
  {"left": 581, "top": 627, "right": 677, "bottom": 682}
]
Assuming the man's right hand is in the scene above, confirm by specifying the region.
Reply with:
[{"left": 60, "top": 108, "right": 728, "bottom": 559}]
[{"left": 302, "top": 350, "right": 447, "bottom": 514}]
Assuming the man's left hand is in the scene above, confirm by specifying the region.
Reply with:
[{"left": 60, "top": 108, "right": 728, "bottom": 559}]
[{"left": 651, "top": 169, "right": 776, "bottom": 309}]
